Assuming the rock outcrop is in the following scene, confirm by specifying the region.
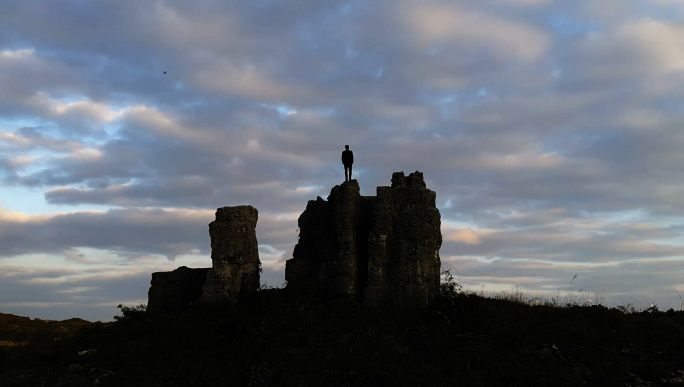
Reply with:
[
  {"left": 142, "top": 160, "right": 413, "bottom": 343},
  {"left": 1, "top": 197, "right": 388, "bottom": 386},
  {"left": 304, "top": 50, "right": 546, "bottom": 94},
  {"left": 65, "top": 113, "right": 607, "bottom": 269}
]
[
  {"left": 364, "top": 172, "right": 442, "bottom": 308},
  {"left": 285, "top": 180, "right": 374, "bottom": 297},
  {"left": 147, "top": 172, "right": 441, "bottom": 311},
  {"left": 285, "top": 171, "right": 442, "bottom": 308},
  {"left": 201, "top": 205, "right": 261, "bottom": 305},
  {"left": 147, "top": 205, "right": 261, "bottom": 312}
]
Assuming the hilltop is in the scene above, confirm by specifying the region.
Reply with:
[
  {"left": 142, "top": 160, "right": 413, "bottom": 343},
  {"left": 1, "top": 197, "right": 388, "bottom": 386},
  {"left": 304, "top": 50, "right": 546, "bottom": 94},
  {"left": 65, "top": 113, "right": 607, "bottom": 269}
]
[{"left": 2, "top": 287, "right": 684, "bottom": 386}]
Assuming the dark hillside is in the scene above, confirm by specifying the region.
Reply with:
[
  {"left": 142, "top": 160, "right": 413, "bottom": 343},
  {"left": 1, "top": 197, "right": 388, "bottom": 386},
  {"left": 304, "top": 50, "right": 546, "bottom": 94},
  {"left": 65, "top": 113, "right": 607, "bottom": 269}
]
[
  {"left": 2, "top": 286, "right": 684, "bottom": 387},
  {"left": 0, "top": 311, "right": 107, "bottom": 385}
]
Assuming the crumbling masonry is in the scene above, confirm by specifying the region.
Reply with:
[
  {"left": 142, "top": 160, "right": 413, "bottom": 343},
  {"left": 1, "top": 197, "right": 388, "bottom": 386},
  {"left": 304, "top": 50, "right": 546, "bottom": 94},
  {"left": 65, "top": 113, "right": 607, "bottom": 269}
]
[
  {"left": 147, "top": 171, "right": 442, "bottom": 311},
  {"left": 285, "top": 171, "right": 442, "bottom": 308},
  {"left": 147, "top": 206, "right": 261, "bottom": 312}
]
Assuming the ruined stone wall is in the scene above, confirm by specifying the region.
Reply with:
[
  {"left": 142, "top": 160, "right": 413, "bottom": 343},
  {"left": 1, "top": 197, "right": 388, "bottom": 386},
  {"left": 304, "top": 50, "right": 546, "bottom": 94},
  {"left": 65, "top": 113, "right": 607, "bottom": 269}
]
[
  {"left": 285, "top": 172, "right": 442, "bottom": 307},
  {"left": 147, "top": 267, "right": 210, "bottom": 313},
  {"left": 147, "top": 205, "right": 261, "bottom": 311},
  {"left": 285, "top": 181, "right": 374, "bottom": 298},
  {"left": 284, "top": 196, "right": 336, "bottom": 293},
  {"left": 364, "top": 172, "right": 442, "bottom": 308},
  {"left": 148, "top": 173, "right": 441, "bottom": 312}
]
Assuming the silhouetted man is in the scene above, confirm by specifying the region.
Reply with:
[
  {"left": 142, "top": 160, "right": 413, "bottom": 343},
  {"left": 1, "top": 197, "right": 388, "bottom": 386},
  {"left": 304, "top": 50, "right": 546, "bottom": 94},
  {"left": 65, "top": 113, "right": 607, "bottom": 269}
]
[{"left": 341, "top": 145, "right": 354, "bottom": 182}]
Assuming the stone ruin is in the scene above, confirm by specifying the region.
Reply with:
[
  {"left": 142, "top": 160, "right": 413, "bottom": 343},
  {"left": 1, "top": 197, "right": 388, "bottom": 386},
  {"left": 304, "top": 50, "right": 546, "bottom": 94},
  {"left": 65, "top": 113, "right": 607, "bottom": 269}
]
[
  {"left": 285, "top": 171, "right": 442, "bottom": 308},
  {"left": 147, "top": 266, "right": 210, "bottom": 312},
  {"left": 202, "top": 206, "right": 261, "bottom": 302},
  {"left": 147, "top": 206, "right": 261, "bottom": 313},
  {"left": 147, "top": 171, "right": 442, "bottom": 311}
]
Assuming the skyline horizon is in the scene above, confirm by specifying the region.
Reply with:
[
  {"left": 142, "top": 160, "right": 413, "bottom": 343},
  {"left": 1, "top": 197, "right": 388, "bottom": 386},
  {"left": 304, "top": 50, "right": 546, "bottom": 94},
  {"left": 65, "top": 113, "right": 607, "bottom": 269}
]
[{"left": 3, "top": 170, "right": 683, "bottom": 322}]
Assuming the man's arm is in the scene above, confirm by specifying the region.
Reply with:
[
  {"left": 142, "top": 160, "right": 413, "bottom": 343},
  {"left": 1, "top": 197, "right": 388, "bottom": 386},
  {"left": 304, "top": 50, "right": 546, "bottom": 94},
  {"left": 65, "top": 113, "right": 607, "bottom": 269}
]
[{"left": 350, "top": 151, "right": 354, "bottom": 164}]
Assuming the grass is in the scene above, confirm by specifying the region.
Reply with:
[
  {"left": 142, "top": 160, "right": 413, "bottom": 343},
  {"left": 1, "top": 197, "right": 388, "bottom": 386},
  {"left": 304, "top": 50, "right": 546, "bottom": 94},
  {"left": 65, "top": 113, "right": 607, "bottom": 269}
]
[{"left": 1, "top": 273, "right": 684, "bottom": 386}]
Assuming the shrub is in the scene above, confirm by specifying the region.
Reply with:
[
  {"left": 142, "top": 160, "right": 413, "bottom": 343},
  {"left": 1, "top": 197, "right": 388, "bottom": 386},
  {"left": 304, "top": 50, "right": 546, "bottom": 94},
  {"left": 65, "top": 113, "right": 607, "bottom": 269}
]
[
  {"left": 114, "top": 303, "right": 148, "bottom": 322},
  {"left": 439, "top": 267, "right": 463, "bottom": 297}
]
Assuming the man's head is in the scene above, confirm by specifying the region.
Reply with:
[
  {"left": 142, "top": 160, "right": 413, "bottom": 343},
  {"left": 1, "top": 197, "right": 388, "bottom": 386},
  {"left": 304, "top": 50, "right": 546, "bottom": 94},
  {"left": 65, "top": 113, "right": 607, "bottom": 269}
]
[{"left": 345, "top": 145, "right": 349, "bottom": 150}]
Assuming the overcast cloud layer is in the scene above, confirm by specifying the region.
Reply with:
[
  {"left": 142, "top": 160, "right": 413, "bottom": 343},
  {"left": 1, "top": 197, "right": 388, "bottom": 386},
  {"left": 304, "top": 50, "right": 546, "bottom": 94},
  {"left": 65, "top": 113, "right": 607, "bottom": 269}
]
[{"left": 2, "top": 0, "right": 684, "bottom": 321}]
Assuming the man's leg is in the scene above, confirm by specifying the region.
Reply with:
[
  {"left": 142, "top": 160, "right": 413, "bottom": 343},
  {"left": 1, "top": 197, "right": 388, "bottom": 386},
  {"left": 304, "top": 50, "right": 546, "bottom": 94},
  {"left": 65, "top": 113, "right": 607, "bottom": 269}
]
[
  {"left": 349, "top": 165, "right": 352, "bottom": 180},
  {"left": 344, "top": 165, "right": 349, "bottom": 181}
]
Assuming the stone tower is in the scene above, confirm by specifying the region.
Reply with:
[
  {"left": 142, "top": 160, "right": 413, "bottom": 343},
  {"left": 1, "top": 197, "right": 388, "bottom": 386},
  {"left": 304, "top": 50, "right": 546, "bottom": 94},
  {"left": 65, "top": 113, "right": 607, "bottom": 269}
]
[
  {"left": 147, "top": 205, "right": 261, "bottom": 312},
  {"left": 285, "top": 171, "right": 442, "bottom": 308},
  {"left": 201, "top": 205, "right": 261, "bottom": 305}
]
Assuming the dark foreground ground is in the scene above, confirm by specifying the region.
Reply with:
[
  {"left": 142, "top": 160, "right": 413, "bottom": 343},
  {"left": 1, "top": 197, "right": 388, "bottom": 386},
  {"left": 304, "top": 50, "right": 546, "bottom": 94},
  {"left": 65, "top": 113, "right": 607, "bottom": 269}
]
[{"left": 1, "top": 287, "right": 684, "bottom": 387}]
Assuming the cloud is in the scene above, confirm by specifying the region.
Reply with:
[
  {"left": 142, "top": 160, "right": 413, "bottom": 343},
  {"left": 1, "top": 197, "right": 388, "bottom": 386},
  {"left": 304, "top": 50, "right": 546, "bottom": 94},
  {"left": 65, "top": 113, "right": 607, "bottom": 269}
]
[
  {"left": 193, "top": 62, "right": 317, "bottom": 103},
  {"left": 0, "top": 265, "right": 154, "bottom": 321},
  {"left": 449, "top": 229, "right": 482, "bottom": 245},
  {"left": 573, "top": 19, "right": 684, "bottom": 78},
  {"left": 0, "top": 127, "right": 83, "bottom": 154},
  {"left": 399, "top": 3, "right": 550, "bottom": 62},
  {"left": 0, "top": 206, "right": 300, "bottom": 265},
  {"left": 0, "top": 207, "right": 211, "bottom": 259},
  {"left": 649, "top": 0, "right": 684, "bottom": 10},
  {"left": 443, "top": 254, "right": 684, "bottom": 310}
]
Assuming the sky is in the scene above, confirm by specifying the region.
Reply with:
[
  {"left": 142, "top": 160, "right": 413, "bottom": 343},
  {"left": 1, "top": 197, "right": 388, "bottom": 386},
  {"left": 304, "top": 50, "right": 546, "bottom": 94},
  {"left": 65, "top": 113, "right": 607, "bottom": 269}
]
[{"left": 2, "top": 0, "right": 684, "bottom": 322}]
